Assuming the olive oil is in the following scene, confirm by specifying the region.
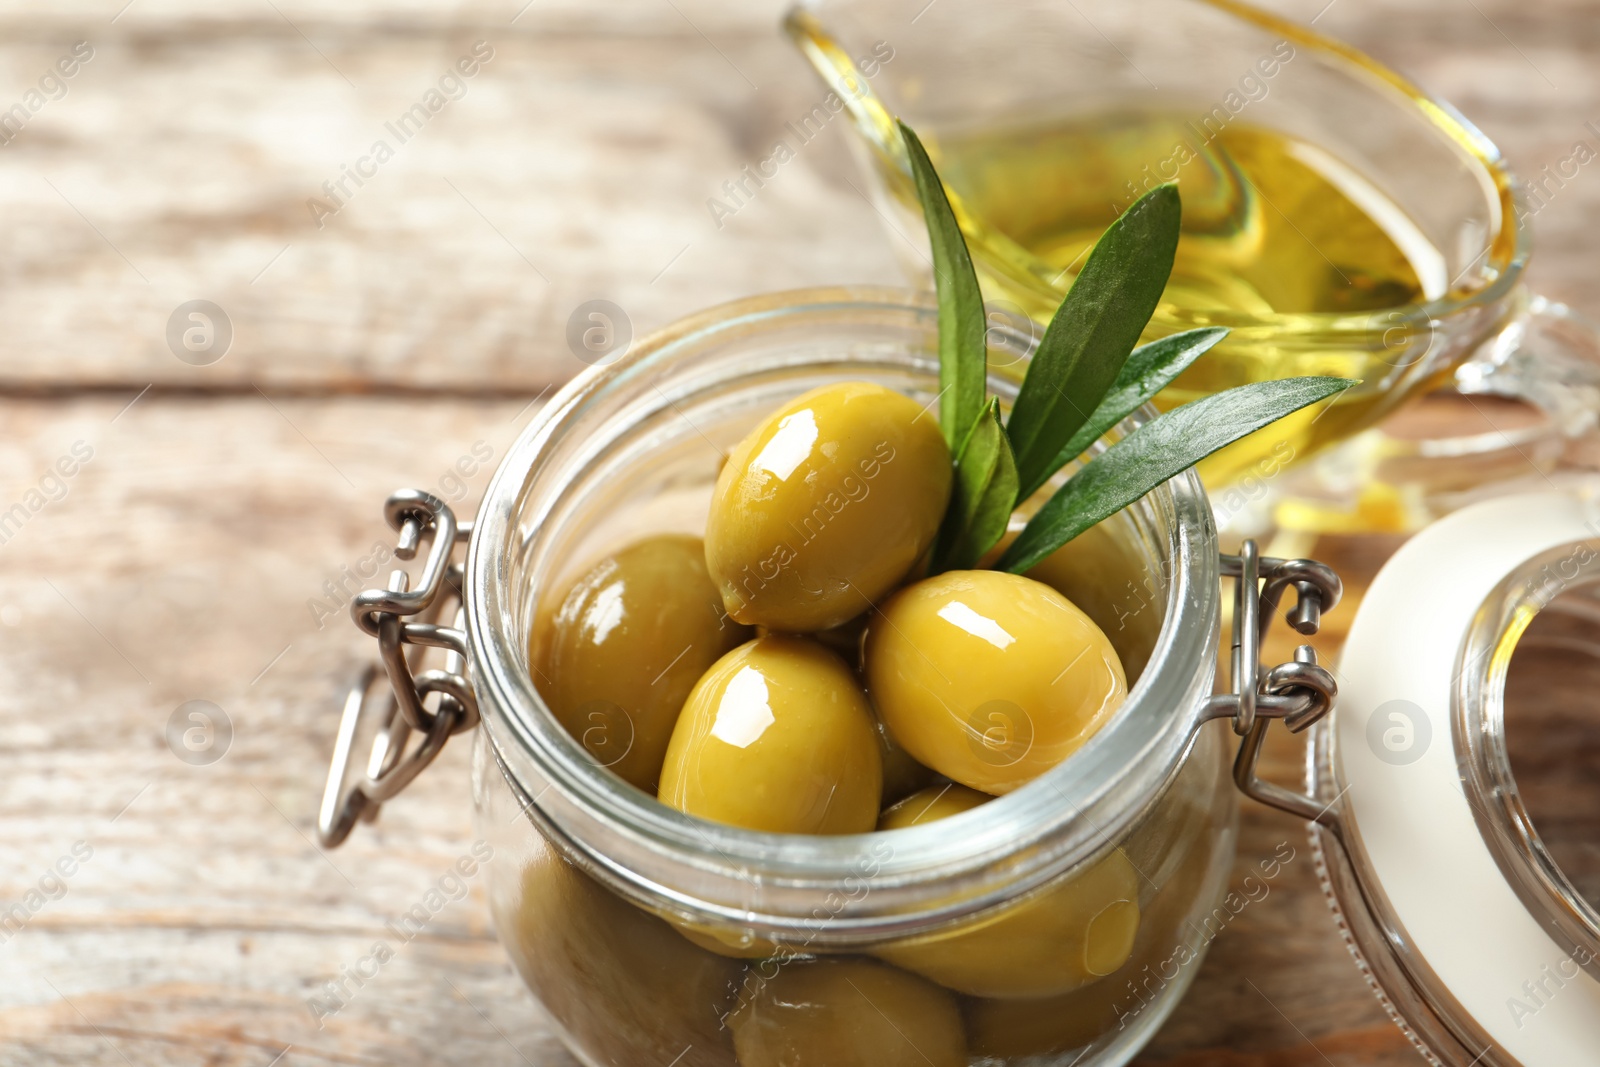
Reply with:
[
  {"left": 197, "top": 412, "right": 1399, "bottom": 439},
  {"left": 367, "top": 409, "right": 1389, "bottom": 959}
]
[{"left": 907, "top": 114, "right": 1449, "bottom": 485}]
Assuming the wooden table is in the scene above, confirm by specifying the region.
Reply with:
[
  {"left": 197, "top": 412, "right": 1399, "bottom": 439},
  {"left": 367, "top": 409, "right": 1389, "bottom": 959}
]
[{"left": 0, "top": 1, "right": 1593, "bottom": 1064}]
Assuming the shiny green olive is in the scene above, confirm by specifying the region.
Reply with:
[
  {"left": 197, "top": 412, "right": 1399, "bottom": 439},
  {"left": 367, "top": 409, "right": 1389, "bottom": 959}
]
[
  {"left": 705, "top": 382, "right": 951, "bottom": 632},
  {"left": 864, "top": 569, "right": 1128, "bottom": 795},
  {"left": 873, "top": 783, "right": 1142, "bottom": 998},
  {"left": 535, "top": 534, "right": 751, "bottom": 792},
  {"left": 729, "top": 958, "right": 966, "bottom": 1067},
  {"left": 498, "top": 838, "right": 740, "bottom": 1067},
  {"left": 659, "top": 635, "right": 883, "bottom": 834}
]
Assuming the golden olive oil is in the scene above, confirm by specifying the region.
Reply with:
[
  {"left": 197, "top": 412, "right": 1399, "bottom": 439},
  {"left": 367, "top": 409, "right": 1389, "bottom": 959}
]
[{"left": 908, "top": 113, "right": 1449, "bottom": 486}]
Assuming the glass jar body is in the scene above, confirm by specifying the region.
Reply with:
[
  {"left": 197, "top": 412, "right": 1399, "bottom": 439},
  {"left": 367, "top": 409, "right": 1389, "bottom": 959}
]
[{"left": 474, "top": 721, "right": 1236, "bottom": 1067}]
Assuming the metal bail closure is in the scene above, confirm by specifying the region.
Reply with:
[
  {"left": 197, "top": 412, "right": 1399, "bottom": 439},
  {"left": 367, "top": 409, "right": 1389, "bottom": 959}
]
[
  {"left": 318, "top": 490, "right": 478, "bottom": 848},
  {"left": 1203, "top": 540, "right": 1343, "bottom": 831}
]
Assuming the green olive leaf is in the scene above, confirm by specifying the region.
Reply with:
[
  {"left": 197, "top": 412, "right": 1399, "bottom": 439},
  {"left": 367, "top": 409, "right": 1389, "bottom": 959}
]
[
  {"left": 899, "top": 119, "right": 986, "bottom": 451},
  {"left": 999, "top": 377, "right": 1357, "bottom": 574},
  {"left": 899, "top": 133, "right": 1351, "bottom": 581},
  {"left": 1037, "top": 326, "right": 1230, "bottom": 486},
  {"left": 1006, "top": 185, "right": 1182, "bottom": 500},
  {"left": 934, "top": 397, "right": 1018, "bottom": 572}
]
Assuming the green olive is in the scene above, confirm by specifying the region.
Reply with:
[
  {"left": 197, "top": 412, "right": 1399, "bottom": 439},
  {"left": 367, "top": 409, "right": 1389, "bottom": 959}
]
[
  {"left": 535, "top": 534, "right": 751, "bottom": 792},
  {"left": 729, "top": 958, "right": 966, "bottom": 1067},
  {"left": 864, "top": 569, "right": 1128, "bottom": 795},
  {"left": 705, "top": 382, "right": 951, "bottom": 632},
  {"left": 497, "top": 838, "right": 740, "bottom": 1067},
  {"left": 873, "top": 783, "right": 1142, "bottom": 998},
  {"left": 659, "top": 635, "right": 883, "bottom": 834}
]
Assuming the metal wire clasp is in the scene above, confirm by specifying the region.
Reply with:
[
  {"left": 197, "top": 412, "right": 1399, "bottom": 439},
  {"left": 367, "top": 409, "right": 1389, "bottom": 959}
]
[
  {"left": 1204, "top": 540, "right": 1343, "bottom": 830},
  {"left": 318, "top": 490, "right": 478, "bottom": 848}
]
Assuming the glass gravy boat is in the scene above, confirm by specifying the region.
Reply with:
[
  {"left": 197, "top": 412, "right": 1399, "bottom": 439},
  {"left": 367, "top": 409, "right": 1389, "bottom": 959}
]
[{"left": 787, "top": 0, "right": 1600, "bottom": 534}]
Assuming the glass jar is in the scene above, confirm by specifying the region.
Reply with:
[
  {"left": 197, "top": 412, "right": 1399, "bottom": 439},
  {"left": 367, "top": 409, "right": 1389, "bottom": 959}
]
[{"left": 320, "top": 288, "right": 1342, "bottom": 1066}]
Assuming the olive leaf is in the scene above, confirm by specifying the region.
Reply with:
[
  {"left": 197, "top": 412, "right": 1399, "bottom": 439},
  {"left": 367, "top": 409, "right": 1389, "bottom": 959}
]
[
  {"left": 899, "top": 119, "right": 986, "bottom": 452},
  {"left": 998, "top": 377, "right": 1356, "bottom": 575},
  {"left": 1041, "top": 326, "right": 1229, "bottom": 480},
  {"left": 1007, "top": 185, "right": 1182, "bottom": 501},
  {"left": 934, "top": 398, "right": 1018, "bottom": 572},
  {"left": 894, "top": 119, "right": 1352, "bottom": 580}
]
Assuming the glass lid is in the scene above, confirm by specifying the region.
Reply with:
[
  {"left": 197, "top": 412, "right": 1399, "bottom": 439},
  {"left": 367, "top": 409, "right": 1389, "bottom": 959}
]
[{"left": 1311, "top": 484, "right": 1600, "bottom": 1066}]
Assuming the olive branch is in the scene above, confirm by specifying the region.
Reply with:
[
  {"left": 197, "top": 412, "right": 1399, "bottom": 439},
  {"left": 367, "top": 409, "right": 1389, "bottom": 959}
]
[{"left": 898, "top": 119, "right": 1356, "bottom": 574}]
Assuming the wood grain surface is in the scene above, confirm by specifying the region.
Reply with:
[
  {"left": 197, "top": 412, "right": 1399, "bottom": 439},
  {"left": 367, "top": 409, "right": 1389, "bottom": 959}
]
[{"left": 0, "top": 1, "right": 1593, "bottom": 1064}]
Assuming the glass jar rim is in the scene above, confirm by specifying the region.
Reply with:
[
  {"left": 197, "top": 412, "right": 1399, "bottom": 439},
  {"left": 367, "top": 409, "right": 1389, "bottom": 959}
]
[{"left": 465, "top": 287, "right": 1222, "bottom": 935}]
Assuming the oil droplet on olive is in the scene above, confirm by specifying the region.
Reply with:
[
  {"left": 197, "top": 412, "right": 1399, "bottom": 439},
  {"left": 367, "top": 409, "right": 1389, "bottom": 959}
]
[
  {"left": 535, "top": 534, "right": 751, "bottom": 793},
  {"left": 705, "top": 382, "right": 951, "bottom": 632},
  {"left": 729, "top": 958, "right": 967, "bottom": 1067},
  {"left": 873, "top": 783, "right": 1141, "bottom": 998},
  {"left": 658, "top": 635, "right": 882, "bottom": 834},
  {"left": 864, "top": 569, "right": 1127, "bottom": 795}
]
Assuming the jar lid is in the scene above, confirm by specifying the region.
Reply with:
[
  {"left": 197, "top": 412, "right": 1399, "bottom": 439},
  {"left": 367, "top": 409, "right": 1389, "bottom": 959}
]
[{"left": 1313, "top": 487, "right": 1600, "bottom": 1065}]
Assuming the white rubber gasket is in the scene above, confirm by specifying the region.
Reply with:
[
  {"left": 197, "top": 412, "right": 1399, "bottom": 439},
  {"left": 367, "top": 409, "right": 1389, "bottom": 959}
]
[{"left": 1336, "top": 489, "right": 1600, "bottom": 1063}]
